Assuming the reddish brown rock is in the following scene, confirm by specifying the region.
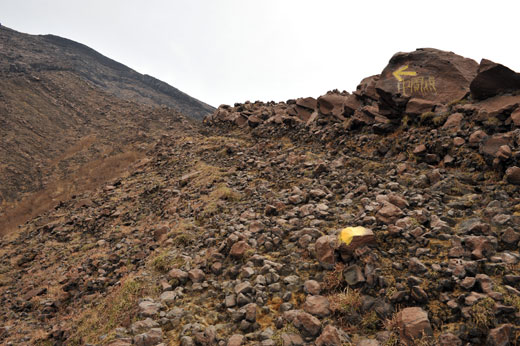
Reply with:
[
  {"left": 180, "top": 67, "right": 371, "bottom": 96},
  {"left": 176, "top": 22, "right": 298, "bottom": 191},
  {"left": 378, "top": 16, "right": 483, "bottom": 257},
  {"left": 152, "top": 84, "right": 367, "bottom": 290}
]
[
  {"left": 388, "top": 194, "right": 409, "bottom": 209},
  {"left": 505, "top": 166, "right": 520, "bottom": 185},
  {"left": 343, "top": 94, "right": 362, "bottom": 115},
  {"left": 486, "top": 324, "right": 513, "bottom": 346},
  {"left": 227, "top": 334, "right": 244, "bottom": 346},
  {"left": 188, "top": 268, "right": 205, "bottom": 283},
  {"left": 168, "top": 268, "right": 189, "bottom": 286},
  {"left": 337, "top": 227, "right": 377, "bottom": 257},
  {"left": 234, "top": 113, "right": 249, "bottom": 127},
  {"left": 315, "top": 325, "right": 342, "bottom": 346},
  {"left": 464, "top": 236, "right": 497, "bottom": 259},
  {"left": 453, "top": 137, "right": 465, "bottom": 146},
  {"left": 133, "top": 328, "right": 163, "bottom": 346},
  {"left": 355, "top": 74, "right": 380, "bottom": 100},
  {"left": 413, "top": 144, "right": 427, "bottom": 155},
  {"left": 247, "top": 115, "right": 263, "bottom": 128},
  {"left": 304, "top": 280, "right": 321, "bottom": 295},
  {"left": 496, "top": 145, "right": 512, "bottom": 161},
  {"left": 303, "top": 295, "right": 331, "bottom": 317},
  {"left": 376, "top": 202, "right": 404, "bottom": 224},
  {"left": 469, "top": 130, "right": 488, "bottom": 147},
  {"left": 284, "top": 310, "right": 322, "bottom": 337},
  {"left": 281, "top": 333, "right": 304, "bottom": 346},
  {"left": 315, "top": 235, "right": 338, "bottom": 269},
  {"left": 153, "top": 225, "right": 169, "bottom": 241},
  {"left": 375, "top": 48, "right": 478, "bottom": 114},
  {"left": 317, "top": 93, "right": 348, "bottom": 118},
  {"left": 475, "top": 94, "right": 520, "bottom": 117},
  {"left": 294, "top": 106, "right": 313, "bottom": 122},
  {"left": 405, "top": 98, "right": 435, "bottom": 116},
  {"left": 480, "top": 134, "right": 513, "bottom": 157},
  {"left": 442, "top": 112, "right": 464, "bottom": 130},
  {"left": 349, "top": 109, "right": 376, "bottom": 128},
  {"left": 470, "top": 59, "right": 520, "bottom": 100},
  {"left": 230, "top": 240, "right": 251, "bottom": 259},
  {"left": 502, "top": 228, "right": 520, "bottom": 245},
  {"left": 438, "top": 332, "right": 462, "bottom": 346},
  {"left": 511, "top": 108, "right": 520, "bottom": 127},
  {"left": 396, "top": 307, "right": 433, "bottom": 346},
  {"left": 296, "top": 97, "right": 317, "bottom": 110}
]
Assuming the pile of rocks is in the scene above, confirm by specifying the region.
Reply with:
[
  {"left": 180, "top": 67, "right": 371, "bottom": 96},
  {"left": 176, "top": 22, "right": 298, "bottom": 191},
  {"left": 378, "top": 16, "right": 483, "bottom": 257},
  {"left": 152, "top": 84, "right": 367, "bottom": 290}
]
[{"left": 205, "top": 48, "right": 520, "bottom": 184}]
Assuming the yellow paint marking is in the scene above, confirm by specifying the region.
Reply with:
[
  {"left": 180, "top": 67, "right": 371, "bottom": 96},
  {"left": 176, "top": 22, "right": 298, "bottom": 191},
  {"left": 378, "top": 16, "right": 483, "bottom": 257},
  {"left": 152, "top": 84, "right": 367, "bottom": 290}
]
[
  {"left": 393, "top": 65, "right": 417, "bottom": 82},
  {"left": 339, "top": 226, "right": 369, "bottom": 245}
]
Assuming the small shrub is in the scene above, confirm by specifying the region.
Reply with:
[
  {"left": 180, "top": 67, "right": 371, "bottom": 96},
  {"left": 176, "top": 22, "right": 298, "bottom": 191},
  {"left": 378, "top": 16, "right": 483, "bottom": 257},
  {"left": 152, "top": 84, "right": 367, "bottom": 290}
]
[
  {"left": 150, "top": 250, "right": 184, "bottom": 273},
  {"left": 419, "top": 111, "right": 435, "bottom": 125},
  {"left": 322, "top": 262, "right": 345, "bottom": 292},
  {"left": 172, "top": 233, "right": 195, "bottom": 246},
  {"left": 469, "top": 297, "right": 496, "bottom": 330},
  {"left": 361, "top": 310, "right": 380, "bottom": 333},
  {"left": 328, "top": 287, "right": 362, "bottom": 327},
  {"left": 329, "top": 288, "right": 361, "bottom": 315}
]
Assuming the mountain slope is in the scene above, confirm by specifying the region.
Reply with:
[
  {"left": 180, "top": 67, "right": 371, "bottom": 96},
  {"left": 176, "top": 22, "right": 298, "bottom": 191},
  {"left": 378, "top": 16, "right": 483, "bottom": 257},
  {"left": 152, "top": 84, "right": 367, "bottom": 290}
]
[
  {"left": 0, "top": 67, "right": 199, "bottom": 234},
  {"left": 0, "top": 26, "right": 214, "bottom": 120},
  {"left": 1, "top": 48, "right": 520, "bottom": 346},
  {"left": 0, "top": 26, "right": 213, "bottom": 233}
]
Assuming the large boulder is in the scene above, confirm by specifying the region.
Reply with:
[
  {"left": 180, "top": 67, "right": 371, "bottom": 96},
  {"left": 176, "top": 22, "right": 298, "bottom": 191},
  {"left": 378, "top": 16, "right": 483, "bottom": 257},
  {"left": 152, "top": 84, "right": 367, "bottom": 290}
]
[
  {"left": 475, "top": 94, "right": 520, "bottom": 118},
  {"left": 375, "top": 48, "right": 478, "bottom": 116},
  {"left": 296, "top": 97, "right": 317, "bottom": 110},
  {"left": 470, "top": 59, "right": 520, "bottom": 100},
  {"left": 317, "top": 93, "right": 349, "bottom": 119},
  {"left": 354, "top": 74, "right": 380, "bottom": 101}
]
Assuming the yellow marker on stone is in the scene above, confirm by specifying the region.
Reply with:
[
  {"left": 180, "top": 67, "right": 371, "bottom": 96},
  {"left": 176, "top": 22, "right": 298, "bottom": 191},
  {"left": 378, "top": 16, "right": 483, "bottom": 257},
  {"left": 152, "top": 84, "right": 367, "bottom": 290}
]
[
  {"left": 392, "top": 65, "right": 417, "bottom": 82},
  {"left": 339, "top": 227, "right": 370, "bottom": 245},
  {"left": 338, "top": 226, "right": 376, "bottom": 251}
]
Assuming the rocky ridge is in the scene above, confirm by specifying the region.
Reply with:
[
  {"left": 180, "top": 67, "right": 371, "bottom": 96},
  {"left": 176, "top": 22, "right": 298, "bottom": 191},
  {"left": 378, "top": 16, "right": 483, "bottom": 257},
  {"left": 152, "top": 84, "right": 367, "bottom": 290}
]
[
  {"left": 0, "top": 48, "right": 520, "bottom": 346},
  {"left": 206, "top": 48, "right": 520, "bottom": 183}
]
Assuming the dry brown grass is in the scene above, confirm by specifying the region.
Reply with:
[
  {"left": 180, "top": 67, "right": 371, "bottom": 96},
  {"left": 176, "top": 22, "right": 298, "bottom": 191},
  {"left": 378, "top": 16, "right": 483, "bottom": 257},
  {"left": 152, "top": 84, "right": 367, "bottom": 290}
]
[
  {"left": 0, "top": 150, "right": 143, "bottom": 235},
  {"left": 67, "top": 275, "right": 158, "bottom": 345},
  {"left": 322, "top": 262, "right": 345, "bottom": 292},
  {"left": 48, "top": 135, "right": 97, "bottom": 166}
]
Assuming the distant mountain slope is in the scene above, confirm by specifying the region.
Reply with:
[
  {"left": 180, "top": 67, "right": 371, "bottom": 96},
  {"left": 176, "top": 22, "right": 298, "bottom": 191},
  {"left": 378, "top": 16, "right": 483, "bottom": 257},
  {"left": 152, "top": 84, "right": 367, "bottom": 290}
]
[
  {"left": 0, "top": 25, "right": 207, "bottom": 233},
  {"left": 0, "top": 26, "right": 214, "bottom": 120}
]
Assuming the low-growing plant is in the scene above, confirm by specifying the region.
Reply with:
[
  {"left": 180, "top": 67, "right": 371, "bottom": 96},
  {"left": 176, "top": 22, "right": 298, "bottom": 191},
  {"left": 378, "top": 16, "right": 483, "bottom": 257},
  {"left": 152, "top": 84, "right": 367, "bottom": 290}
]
[
  {"left": 322, "top": 262, "right": 345, "bottom": 292},
  {"left": 468, "top": 297, "right": 496, "bottom": 331},
  {"left": 68, "top": 276, "right": 157, "bottom": 345},
  {"left": 150, "top": 250, "right": 184, "bottom": 273}
]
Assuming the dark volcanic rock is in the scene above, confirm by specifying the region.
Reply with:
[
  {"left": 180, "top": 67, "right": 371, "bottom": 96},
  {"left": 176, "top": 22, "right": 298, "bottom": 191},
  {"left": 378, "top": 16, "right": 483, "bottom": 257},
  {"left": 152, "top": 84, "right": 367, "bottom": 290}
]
[{"left": 470, "top": 59, "right": 520, "bottom": 100}]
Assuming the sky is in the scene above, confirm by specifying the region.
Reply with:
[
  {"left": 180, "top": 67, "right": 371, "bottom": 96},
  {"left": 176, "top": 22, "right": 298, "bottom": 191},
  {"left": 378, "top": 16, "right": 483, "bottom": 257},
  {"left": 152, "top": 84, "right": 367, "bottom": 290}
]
[{"left": 2, "top": 0, "right": 520, "bottom": 108}]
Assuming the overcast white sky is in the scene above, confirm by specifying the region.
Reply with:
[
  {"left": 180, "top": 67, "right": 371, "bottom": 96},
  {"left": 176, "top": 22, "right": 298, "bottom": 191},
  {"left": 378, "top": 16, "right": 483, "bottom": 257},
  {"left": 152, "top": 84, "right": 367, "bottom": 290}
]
[{"left": 2, "top": 1, "right": 519, "bottom": 107}]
